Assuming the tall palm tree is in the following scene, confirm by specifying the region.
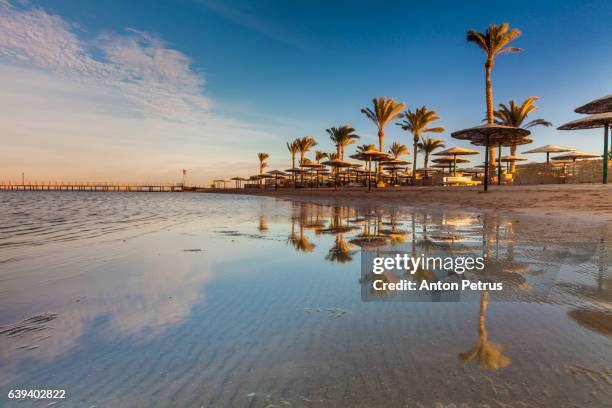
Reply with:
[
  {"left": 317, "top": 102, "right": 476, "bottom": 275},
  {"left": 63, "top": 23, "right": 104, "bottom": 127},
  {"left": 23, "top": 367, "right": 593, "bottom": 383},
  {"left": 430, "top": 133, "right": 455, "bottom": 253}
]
[
  {"left": 417, "top": 137, "right": 446, "bottom": 168},
  {"left": 467, "top": 23, "right": 522, "bottom": 168},
  {"left": 361, "top": 97, "right": 405, "bottom": 152},
  {"left": 493, "top": 97, "right": 552, "bottom": 171},
  {"left": 257, "top": 152, "right": 269, "bottom": 174},
  {"left": 286, "top": 139, "right": 299, "bottom": 169},
  {"left": 459, "top": 291, "right": 511, "bottom": 370},
  {"left": 315, "top": 151, "right": 328, "bottom": 163},
  {"left": 388, "top": 142, "right": 409, "bottom": 159},
  {"left": 326, "top": 125, "right": 360, "bottom": 159},
  {"left": 296, "top": 136, "right": 317, "bottom": 167},
  {"left": 397, "top": 106, "right": 444, "bottom": 175},
  {"left": 257, "top": 152, "right": 269, "bottom": 186}
]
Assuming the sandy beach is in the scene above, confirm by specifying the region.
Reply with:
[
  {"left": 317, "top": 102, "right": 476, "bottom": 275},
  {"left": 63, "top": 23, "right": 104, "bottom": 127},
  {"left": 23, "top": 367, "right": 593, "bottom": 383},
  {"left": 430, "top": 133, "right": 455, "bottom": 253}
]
[{"left": 205, "top": 184, "right": 612, "bottom": 223}]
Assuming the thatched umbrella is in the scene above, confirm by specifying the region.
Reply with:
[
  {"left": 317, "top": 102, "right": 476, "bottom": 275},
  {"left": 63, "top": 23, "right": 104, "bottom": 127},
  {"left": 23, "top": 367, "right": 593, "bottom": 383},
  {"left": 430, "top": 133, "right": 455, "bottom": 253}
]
[
  {"left": 322, "top": 159, "right": 355, "bottom": 189},
  {"left": 230, "top": 176, "right": 248, "bottom": 188},
  {"left": 522, "top": 144, "right": 575, "bottom": 164},
  {"left": 575, "top": 95, "right": 612, "bottom": 114},
  {"left": 558, "top": 112, "right": 612, "bottom": 184},
  {"left": 354, "top": 150, "right": 390, "bottom": 191},
  {"left": 266, "top": 170, "right": 287, "bottom": 190},
  {"left": 500, "top": 155, "right": 528, "bottom": 173},
  {"left": 285, "top": 167, "right": 308, "bottom": 190},
  {"left": 414, "top": 167, "right": 440, "bottom": 177},
  {"left": 550, "top": 151, "right": 600, "bottom": 162},
  {"left": 383, "top": 159, "right": 411, "bottom": 184},
  {"left": 433, "top": 147, "right": 479, "bottom": 175},
  {"left": 470, "top": 134, "right": 532, "bottom": 186},
  {"left": 452, "top": 124, "right": 530, "bottom": 191},
  {"left": 302, "top": 161, "right": 326, "bottom": 187},
  {"left": 433, "top": 156, "right": 470, "bottom": 174},
  {"left": 431, "top": 163, "right": 450, "bottom": 174}
]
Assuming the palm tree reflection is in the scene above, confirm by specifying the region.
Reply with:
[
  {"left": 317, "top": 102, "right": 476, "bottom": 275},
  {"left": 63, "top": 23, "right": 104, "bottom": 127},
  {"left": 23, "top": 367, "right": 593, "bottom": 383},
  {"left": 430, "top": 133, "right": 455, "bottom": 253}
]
[{"left": 459, "top": 291, "right": 511, "bottom": 370}]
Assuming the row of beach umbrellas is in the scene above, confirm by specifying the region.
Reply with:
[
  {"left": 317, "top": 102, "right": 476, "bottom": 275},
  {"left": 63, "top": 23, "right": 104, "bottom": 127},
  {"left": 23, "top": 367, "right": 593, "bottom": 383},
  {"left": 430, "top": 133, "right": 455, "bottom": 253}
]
[{"left": 224, "top": 94, "right": 610, "bottom": 191}]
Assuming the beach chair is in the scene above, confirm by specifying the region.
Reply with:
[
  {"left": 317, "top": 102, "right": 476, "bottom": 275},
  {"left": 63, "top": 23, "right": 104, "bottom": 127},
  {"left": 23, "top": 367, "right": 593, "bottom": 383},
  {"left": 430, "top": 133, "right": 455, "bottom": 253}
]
[{"left": 443, "top": 176, "right": 481, "bottom": 186}]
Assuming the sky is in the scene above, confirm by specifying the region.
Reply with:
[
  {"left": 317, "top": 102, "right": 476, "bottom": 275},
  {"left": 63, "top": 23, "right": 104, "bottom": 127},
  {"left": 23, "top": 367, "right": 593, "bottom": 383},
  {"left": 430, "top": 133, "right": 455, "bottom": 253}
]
[{"left": 1, "top": 0, "right": 611, "bottom": 185}]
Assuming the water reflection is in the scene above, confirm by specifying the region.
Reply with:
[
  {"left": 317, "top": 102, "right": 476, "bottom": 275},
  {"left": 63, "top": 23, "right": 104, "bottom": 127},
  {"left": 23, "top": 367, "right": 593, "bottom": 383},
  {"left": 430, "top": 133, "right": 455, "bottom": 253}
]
[
  {"left": 459, "top": 291, "right": 511, "bottom": 370},
  {"left": 1, "top": 194, "right": 610, "bottom": 406}
]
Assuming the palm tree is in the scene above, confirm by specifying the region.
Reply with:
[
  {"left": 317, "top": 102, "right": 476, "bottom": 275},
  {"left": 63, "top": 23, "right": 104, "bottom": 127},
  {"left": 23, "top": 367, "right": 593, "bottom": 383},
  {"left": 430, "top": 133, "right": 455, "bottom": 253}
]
[
  {"left": 459, "top": 291, "right": 511, "bottom": 370},
  {"left": 467, "top": 23, "right": 522, "bottom": 168},
  {"left": 286, "top": 139, "right": 299, "bottom": 169},
  {"left": 257, "top": 152, "right": 269, "bottom": 174},
  {"left": 357, "top": 144, "right": 376, "bottom": 153},
  {"left": 493, "top": 96, "right": 552, "bottom": 171},
  {"left": 257, "top": 152, "right": 269, "bottom": 187},
  {"left": 361, "top": 97, "right": 405, "bottom": 152},
  {"left": 296, "top": 136, "right": 317, "bottom": 167},
  {"left": 397, "top": 106, "right": 444, "bottom": 175},
  {"left": 326, "top": 125, "right": 360, "bottom": 159},
  {"left": 315, "top": 151, "right": 328, "bottom": 163},
  {"left": 417, "top": 137, "right": 446, "bottom": 168},
  {"left": 388, "top": 142, "right": 409, "bottom": 159}
]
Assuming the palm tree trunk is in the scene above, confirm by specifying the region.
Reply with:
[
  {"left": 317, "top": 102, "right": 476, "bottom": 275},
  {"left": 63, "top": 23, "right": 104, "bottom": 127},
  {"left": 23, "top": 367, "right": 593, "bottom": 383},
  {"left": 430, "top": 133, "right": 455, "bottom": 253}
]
[
  {"left": 300, "top": 152, "right": 305, "bottom": 183},
  {"left": 378, "top": 129, "right": 384, "bottom": 152},
  {"left": 478, "top": 291, "right": 489, "bottom": 341},
  {"left": 485, "top": 59, "right": 496, "bottom": 171},
  {"left": 510, "top": 145, "right": 517, "bottom": 173},
  {"left": 413, "top": 135, "right": 419, "bottom": 178}
]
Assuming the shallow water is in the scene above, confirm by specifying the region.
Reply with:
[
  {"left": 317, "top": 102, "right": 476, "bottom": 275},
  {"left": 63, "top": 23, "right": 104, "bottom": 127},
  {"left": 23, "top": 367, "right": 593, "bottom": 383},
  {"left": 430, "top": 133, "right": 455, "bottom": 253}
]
[{"left": 0, "top": 192, "right": 610, "bottom": 407}]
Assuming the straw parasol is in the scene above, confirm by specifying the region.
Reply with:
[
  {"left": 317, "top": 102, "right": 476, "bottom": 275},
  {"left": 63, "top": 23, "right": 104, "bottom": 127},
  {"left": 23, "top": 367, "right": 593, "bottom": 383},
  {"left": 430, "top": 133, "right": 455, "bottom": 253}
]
[
  {"left": 451, "top": 124, "right": 530, "bottom": 191},
  {"left": 266, "top": 170, "right": 287, "bottom": 190},
  {"left": 433, "top": 147, "right": 479, "bottom": 175},
  {"left": 500, "top": 155, "right": 528, "bottom": 172},
  {"left": 230, "top": 176, "right": 248, "bottom": 188},
  {"left": 558, "top": 111, "right": 612, "bottom": 184},
  {"left": 302, "top": 161, "right": 326, "bottom": 188},
  {"left": 354, "top": 149, "right": 390, "bottom": 191},
  {"left": 575, "top": 95, "right": 612, "bottom": 114},
  {"left": 550, "top": 151, "right": 601, "bottom": 162},
  {"left": 415, "top": 166, "right": 440, "bottom": 177},
  {"left": 471, "top": 136, "right": 532, "bottom": 185},
  {"left": 383, "top": 160, "right": 411, "bottom": 185},
  {"left": 432, "top": 156, "right": 470, "bottom": 174},
  {"left": 431, "top": 163, "right": 450, "bottom": 173},
  {"left": 322, "top": 159, "right": 355, "bottom": 189},
  {"left": 522, "top": 144, "right": 575, "bottom": 163}
]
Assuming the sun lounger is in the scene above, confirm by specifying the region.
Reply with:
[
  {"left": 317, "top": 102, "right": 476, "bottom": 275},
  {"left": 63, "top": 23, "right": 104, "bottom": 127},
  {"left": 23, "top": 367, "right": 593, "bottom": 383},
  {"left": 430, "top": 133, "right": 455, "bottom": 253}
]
[{"left": 443, "top": 176, "right": 481, "bottom": 186}]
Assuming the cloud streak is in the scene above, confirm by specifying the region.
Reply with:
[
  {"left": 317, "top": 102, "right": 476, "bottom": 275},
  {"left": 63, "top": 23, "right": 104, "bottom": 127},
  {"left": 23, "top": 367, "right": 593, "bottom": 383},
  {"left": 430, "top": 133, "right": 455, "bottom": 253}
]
[
  {"left": 0, "top": 0, "right": 289, "bottom": 184},
  {"left": 200, "top": 0, "right": 308, "bottom": 49},
  {"left": 0, "top": 0, "right": 209, "bottom": 122}
]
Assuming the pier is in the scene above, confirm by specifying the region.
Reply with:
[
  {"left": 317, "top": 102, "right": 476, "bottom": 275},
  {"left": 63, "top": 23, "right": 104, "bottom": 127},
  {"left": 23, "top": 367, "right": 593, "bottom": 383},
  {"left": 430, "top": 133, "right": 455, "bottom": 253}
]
[{"left": 0, "top": 181, "right": 185, "bottom": 192}]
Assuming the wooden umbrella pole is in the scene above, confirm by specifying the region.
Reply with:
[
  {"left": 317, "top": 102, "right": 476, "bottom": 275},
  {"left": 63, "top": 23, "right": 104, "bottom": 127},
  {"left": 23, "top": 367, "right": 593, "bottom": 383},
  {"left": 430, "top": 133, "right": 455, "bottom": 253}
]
[
  {"left": 368, "top": 158, "right": 372, "bottom": 192},
  {"left": 497, "top": 143, "right": 502, "bottom": 185},
  {"left": 604, "top": 123, "right": 609, "bottom": 184}
]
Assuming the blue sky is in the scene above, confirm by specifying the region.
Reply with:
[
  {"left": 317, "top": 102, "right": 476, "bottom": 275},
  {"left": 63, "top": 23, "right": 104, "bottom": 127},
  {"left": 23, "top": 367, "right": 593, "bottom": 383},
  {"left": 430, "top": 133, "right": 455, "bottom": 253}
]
[{"left": 1, "top": 0, "right": 611, "bottom": 183}]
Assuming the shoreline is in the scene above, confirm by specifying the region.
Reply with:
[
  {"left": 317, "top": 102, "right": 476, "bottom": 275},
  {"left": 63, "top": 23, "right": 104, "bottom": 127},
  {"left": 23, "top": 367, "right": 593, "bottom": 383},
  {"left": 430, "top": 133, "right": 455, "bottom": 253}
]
[{"left": 202, "top": 184, "right": 612, "bottom": 224}]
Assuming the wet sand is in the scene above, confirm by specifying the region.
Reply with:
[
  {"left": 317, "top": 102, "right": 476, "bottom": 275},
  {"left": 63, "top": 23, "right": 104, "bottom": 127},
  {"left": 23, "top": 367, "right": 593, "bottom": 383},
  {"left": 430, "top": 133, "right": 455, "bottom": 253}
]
[{"left": 205, "top": 184, "right": 612, "bottom": 223}]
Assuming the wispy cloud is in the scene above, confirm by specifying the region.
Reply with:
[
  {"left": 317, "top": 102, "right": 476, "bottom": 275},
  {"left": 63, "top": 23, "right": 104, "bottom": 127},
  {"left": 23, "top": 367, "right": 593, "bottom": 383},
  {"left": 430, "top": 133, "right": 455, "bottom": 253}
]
[
  {"left": 0, "top": 0, "right": 287, "bottom": 184},
  {"left": 0, "top": 0, "right": 209, "bottom": 122},
  {"left": 200, "top": 0, "right": 308, "bottom": 49}
]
